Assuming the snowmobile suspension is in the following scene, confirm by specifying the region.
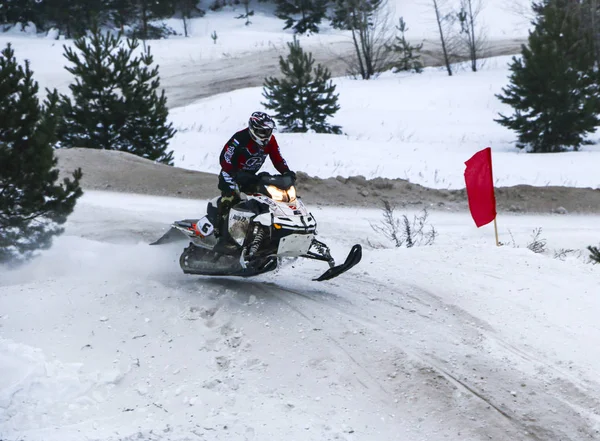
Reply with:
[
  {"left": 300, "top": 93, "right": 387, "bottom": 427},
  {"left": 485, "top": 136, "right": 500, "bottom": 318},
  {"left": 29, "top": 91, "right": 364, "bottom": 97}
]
[
  {"left": 305, "top": 239, "right": 335, "bottom": 267},
  {"left": 249, "top": 226, "right": 266, "bottom": 257}
]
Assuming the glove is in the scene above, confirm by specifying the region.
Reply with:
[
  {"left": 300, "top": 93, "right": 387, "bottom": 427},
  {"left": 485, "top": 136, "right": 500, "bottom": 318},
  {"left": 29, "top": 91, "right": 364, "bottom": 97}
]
[
  {"left": 236, "top": 170, "right": 259, "bottom": 187},
  {"left": 221, "top": 194, "right": 237, "bottom": 204},
  {"left": 283, "top": 170, "right": 297, "bottom": 183},
  {"left": 220, "top": 192, "right": 240, "bottom": 212}
]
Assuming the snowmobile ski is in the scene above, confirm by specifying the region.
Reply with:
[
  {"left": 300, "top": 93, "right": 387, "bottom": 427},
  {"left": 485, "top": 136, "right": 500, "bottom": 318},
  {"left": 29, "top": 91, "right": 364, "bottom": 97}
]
[{"left": 313, "top": 244, "right": 362, "bottom": 282}]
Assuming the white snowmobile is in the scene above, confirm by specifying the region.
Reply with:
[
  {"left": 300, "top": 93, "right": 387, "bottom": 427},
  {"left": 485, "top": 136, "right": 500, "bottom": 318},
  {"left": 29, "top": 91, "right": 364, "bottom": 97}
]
[{"left": 150, "top": 173, "right": 362, "bottom": 281}]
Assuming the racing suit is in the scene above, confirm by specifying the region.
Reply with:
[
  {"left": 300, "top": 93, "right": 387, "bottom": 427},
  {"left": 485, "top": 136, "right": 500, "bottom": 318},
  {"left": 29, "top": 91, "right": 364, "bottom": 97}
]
[{"left": 215, "top": 128, "right": 295, "bottom": 237}]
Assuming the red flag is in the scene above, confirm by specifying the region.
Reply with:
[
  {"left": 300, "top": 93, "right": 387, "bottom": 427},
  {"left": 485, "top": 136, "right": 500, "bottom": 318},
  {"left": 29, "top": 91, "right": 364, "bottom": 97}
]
[{"left": 464, "top": 147, "right": 497, "bottom": 227}]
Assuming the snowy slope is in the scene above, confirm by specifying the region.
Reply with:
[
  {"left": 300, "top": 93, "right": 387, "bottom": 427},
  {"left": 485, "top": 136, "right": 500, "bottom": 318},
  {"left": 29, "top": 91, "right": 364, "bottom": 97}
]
[
  {"left": 168, "top": 56, "right": 600, "bottom": 190},
  {"left": 1, "top": 192, "right": 599, "bottom": 441},
  {"left": 3, "top": 0, "right": 591, "bottom": 190}
]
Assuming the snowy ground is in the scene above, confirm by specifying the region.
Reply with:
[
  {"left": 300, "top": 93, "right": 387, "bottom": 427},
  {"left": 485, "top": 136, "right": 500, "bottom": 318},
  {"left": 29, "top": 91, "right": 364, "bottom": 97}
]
[{"left": 1, "top": 191, "right": 599, "bottom": 441}]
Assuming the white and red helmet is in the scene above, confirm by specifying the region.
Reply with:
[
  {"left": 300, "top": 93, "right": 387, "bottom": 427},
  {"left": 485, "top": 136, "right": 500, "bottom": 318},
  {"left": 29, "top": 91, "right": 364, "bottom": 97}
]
[{"left": 248, "top": 111, "right": 275, "bottom": 147}]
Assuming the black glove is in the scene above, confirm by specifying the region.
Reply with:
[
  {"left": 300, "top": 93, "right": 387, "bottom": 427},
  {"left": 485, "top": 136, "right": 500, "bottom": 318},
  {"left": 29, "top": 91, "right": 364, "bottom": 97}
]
[
  {"left": 236, "top": 170, "right": 259, "bottom": 187},
  {"left": 283, "top": 170, "right": 297, "bottom": 183}
]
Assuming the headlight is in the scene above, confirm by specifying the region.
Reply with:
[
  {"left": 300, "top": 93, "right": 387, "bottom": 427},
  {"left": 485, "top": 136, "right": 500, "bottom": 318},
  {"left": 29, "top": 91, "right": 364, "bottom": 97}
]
[
  {"left": 267, "top": 185, "right": 286, "bottom": 202},
  {"left": 267, "top": 185, "right": 297, "bottom": 203},
  {"left": 287, "top": 186, "right": 297, "bottom": 202}
]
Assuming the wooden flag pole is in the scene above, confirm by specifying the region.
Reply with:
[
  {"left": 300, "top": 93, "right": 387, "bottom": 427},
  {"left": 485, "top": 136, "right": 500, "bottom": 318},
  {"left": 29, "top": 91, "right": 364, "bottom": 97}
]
[{"left": 493, "top": 217, "right": 500, "bottom": 247}]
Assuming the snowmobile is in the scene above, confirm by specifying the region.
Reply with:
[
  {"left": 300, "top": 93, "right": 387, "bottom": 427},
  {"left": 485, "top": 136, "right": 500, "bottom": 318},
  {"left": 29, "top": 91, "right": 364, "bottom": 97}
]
[{"left": 150, "top": 173, "right": 362, "bottom": 281}]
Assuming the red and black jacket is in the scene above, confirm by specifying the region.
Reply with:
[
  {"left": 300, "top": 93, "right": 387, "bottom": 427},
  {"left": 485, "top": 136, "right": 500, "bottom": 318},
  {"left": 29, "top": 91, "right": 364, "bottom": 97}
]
[{"left": 218, "top": 128, "right": 290, "bottom": 194}]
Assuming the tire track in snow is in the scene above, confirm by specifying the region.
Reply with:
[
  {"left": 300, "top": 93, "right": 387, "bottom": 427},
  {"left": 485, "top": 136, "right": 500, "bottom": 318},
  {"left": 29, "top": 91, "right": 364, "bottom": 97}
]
[
  {"left": 263, "top": 282, "right": 528, "bottom": 437},
  {"left": 209, "top": 278, "right": 528, "bottom": 440},
  {"left": 308, "top": 275, "right": 600, "bottom": 441},
  {"left": 196, "top": 272, "right": 599, "bottom": 441}
]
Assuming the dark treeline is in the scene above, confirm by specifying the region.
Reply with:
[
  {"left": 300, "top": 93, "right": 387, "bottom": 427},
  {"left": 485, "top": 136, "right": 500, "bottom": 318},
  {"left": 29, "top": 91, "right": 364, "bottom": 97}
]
[
  {"left": 0, "top": 0, "right": 212, "bottom": 39},
  {"left": 0, "top": 0, "right": 343, "bottom": 39}
]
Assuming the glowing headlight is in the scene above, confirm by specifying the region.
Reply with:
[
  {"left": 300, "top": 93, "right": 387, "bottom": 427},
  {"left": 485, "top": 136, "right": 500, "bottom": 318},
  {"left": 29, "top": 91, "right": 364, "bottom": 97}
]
[
  {"left": 267, "top": 185, "right": 297, "bottom": 203},
  {"left": 267, "top": 185, "right": 286, "bottom": 201},
  {"left": 287, "top": 186, "right": 297, "bottom": 202}
]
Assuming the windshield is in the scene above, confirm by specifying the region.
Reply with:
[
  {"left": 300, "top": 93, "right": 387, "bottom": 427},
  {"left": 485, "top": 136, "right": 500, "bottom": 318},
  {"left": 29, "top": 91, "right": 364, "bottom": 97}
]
[{"left": 260, "top": 174, "right": 295, "bottom": 190}]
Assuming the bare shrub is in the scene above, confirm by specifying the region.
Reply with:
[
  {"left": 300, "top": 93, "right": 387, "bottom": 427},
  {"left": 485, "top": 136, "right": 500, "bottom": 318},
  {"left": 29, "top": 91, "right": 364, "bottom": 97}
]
[
  {"left": 330, "top": 0, "right": 396, "bottom": 79},
  {"left": 506, "top": 229, "right": 591, "bottom": 263},
  {"left": 370, "top": 200, "right": 437, "bottom": 248},
  {"left": 503, "top": 0, "right": 536, "bottom": 22},
  {"left": 526, "top": 227, "right": 547, "bottom": 254},
  {"left": 553, "top": 248, "right": 580, "bottom": 261},
  {"left": 502, "top": 229, "right": 518, "bottom": 248},
  {"left": 430, "top": 0, "right": 462, "bottom": 76},
  {"left": 457, "top": 0, "right": 488, "bottom": 72}
]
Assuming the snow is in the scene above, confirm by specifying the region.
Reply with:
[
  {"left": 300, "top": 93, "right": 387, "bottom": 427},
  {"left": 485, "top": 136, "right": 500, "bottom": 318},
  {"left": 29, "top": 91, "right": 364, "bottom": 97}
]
[
  {"left": 2, "top": 2, "right": 600, "bottom": 440},
  {"left": 1, "top": 191, "right": 599, "bottom": 441},
  {"left": 168, "top": 55, "right": 600, "bottom": 189},
  {"left": 0, "top": 1, "right": 532, "bottom": 104},
  {"left": 1, "top": 1, "right": 579, "bottom": 189}
]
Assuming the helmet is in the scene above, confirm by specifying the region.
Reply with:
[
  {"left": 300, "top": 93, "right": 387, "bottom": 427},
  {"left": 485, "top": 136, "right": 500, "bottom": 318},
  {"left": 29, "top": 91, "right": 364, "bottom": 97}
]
[{"left": 248, "top": 111, "right": 275, "bottom": 147}]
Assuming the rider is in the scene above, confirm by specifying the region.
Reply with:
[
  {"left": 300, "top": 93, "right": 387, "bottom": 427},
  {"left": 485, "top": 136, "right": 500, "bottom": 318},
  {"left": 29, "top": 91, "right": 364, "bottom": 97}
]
[{"left": 215, "top": 111, "right": 296, "bottom": 245}]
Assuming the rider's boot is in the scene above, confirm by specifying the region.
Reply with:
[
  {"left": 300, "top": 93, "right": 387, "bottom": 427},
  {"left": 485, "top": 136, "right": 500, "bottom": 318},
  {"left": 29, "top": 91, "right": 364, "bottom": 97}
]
[{"left": 213, "top": 196, "right": 236, "bottom": 255}]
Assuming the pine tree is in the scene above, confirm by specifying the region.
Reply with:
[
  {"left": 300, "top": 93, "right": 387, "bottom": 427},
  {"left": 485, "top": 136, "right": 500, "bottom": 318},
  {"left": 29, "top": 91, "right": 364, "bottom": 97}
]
[
  {"left": 1, "top": 0, "right": 42, "bottom": 30},
  {"left": 107, "top": 0, "right": 175, "bottom": 39},
  {"left": 262, "top": 37, "right": 342, "bottom": 134},
  {"left": 0, "top": 44, "right": 82, "bottom": 265},
  {"left": 58, "top": 28, "right": 176, "bottom": 165},
  {"left": 107, "top": 0, "right": 139, "bottom": 33},
  {"left": 274, "top": 0, "right": 328, "bottom": 34},
  {"left": 330, "top": 0, "right": 381, "bottom": 30},
  {"left": 589, "top": 245, "right": 600, "bottom": 263},
  {"left": 495, "top": 0, "right": 600, "bottom": 153},
  {"left": 43, "top": 0, "right": 110, "bottom": 38},
  {"left": 387, "top": 17, "right": 423, "bottom": 73}
]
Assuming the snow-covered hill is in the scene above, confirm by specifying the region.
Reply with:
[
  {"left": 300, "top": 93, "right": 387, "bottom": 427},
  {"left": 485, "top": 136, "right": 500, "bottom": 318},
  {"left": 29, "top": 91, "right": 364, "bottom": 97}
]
[{"left": 167, "top": 55, "right": 600, "bottom": 190}]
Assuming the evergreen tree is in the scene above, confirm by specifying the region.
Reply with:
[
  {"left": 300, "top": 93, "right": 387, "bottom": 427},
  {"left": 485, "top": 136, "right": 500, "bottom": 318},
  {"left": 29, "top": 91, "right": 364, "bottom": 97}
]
[
  {"left": 262, "top": 37, "right": 342, "bottom": 134},
  {"left": 106, "top": 0, "right": 175, "bottom": 38},
  {"left": 58, "top": 28, "right": 176, "bottom": 165},
  {"left": 274, "top": 0, "right": 328, "bottom": 34},
  {"left": 0, "top": 44, "right": 82, "bottom": 264},
  {"left": 1, "top": 0, "right": 42, "bottom": 30},
  {"left": 107, "top": 0, "right": 139, "bottom": 33},
  {"left": 495, "top": 0, "right": 600, "bottom": 152},
  {"left": 43, "top": 0, "right": 110, "bottom": 38},
  {"left": 330, "top": 0, "right": 381, "bottom": 30},
  {"left": 589, "top": 244, "right": 600, "bottom": 263},
  {"left": 387, "top": 17, "right": 423, "bottom": 73}
]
